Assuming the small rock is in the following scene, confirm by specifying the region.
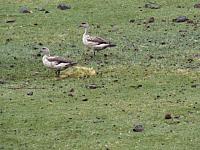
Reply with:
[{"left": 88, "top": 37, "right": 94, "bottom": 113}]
[
  {"left": 191, "top": 84, "right": 199, "bottom": 88},
  {"left": 187, "top": 58, "right": 193, "bottom": 63},
  {"left": 69, "top": 88, "right": 74, "bottom": 92},
  {"left": 32, "top": 72, "right": 39, "bottom": 76},
  {"left": 165, "top": 113, "right": 172, "bottom": 119},
  {"left": 174, "top": 115, "right": 180, "bottom": 119},
  {"left": 172, "top": 16, "right": 188, "bottom": 23},
  {"left": 104, "top": 54, "right": 108, "bottom": 58},
  {"left": 187, "top": 19, "right": 194, "bottom": 24},
  {"left": 36, "top": 53, "right": 41, "bottom": 57},
  {"left": 86, "top": 84, "right": 98, "bottom": 89},
  {"left": 194, "top": 3, "right": 200, "bottom": 8},
  {"left": 45, "top": 10, "right": 50, "bottom": 14},
  {"left": 10, "top": 64, "right": 14, "bottom": 68},
  {"left": 82, "top": 98, "right": 88, "bottom": 101},
  {"left": 0, "top": 80, "right": 6, "bottom": 84},
  {"left": 20, "top": 6, "right": 32, "bottom": 13},
  {"left": 37, "top": 7, "right": 45, "bottom": 11},
  {"left": 27, "top": 91, "right": 33, "bottom": 96},
  {"left": 147, "top": 17, "right": 155, "bottom": 23},
  {"left": 6, "top": 19, "right": 16, "bottom": 23},
  {"left": 6, "top": 38, "right": 12, "bottom": 43},
  {"left": 133, "top": 124, "right": 144, "bottom": 132},
  {"left": 145, "top": 2, "right": 161, "bottom": 9},
  {"left": 130, "top": 84, "right": 143, "bottom": 89},
  {"left": 68, "top": 93, "right": 74, "bottom": 97},
  {"left": 129, "top": 19, "right": 135, "bottom": 23},
  {"left": 57, "top": 3, "right": 71, "bottom": 10},
  {"left": 33, "top": 46, "right": 39, "bottom": 50},
  {"left": 96, "top": 25, "right": 100, "bottom": 28},
  {"left": 38, "top": 42, "right": 43, "bottom": 46}
]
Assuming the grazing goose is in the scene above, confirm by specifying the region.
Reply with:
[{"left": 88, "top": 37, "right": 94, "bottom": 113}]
[
  {"left": 40, "top": 47, "right": 77, "bottom": 77},
  {"left": 79, "top": 22, "right": 116, "bottom": 56}
]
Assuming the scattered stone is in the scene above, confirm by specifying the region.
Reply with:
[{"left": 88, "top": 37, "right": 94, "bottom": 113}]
[
  {"left": 187, "top": 58, "right": 193, "bottom": 63},
  {"left": 6, "top": 19, "right": 16, "bottom": 23},
  {"left": 69, "top": 88, "right": 74, "bottom": 92},
  {"left": 154, "top": 95, "right": 161, "bottom": 100},
  {"left": 191, "top": 84, "right": 200, "bottom": 88},
  {"left": 187, "top": 19, "right": 194, "bottom": 24},
  {"left": 57, "top": 3, "right": 71, "bottom": 10},
  {"left": 19, "top": 6, "right": 32, "bottom": 13},
  {"left": 160, "top": 41, "right": 166, "bottom": 45},
  {"left": 129, "top": 19, "right": 135, "bottom": 23},
  {"left": 172, "top": 16, "right": 188, "bottom": 23},
  {"left": 194, "top": 3, "right": 200, "bottom": 8},
  {"left": 177, "top": 5, "right": 183, "bottom": 8},
  {"left": 133, "top": 124, "right": 144, "bottom": 132},
  {"left": 86, "top": 84, "right": 98, "bottom": 89},
  {"left": 32, "top": 72, "right": 39, "bottom": 76},
  {"left": 27, "top": 91, "right": 33, "bottom": 96},
  {"left": 82, "top": 98, "right": 88, "bottom": 101},
  {"left": 165, "top": 113, "right": 172, "bottom": 119},
  {"left": 45, "top": 10, "right": 50, "bottom": 14},
  {"left": 10, "top": 64, "right": 14, "bottom": 68},
  {"left": 130, "top": 84, "right": 143, "bottom": 89},
  {"left": 193, "top": 54, "right": 200, "bottom": 59},
  {"left": 174, "top": 115, "right": 180, "bottom": 119},
  {"left": 68, "top": 93, "right": 74, "bottom": 97},
  {"left": 113, "top": 79, "right": 118, "bottom": 82},
  {"left": 145, "top": 2, "right": 161, "bottom": 9},
  {"left": 36, "top": 53, "right": 41, "bottom": 57},
  {"left": 147, "top": 17, "right": 155, "bottom": 23},
  {"left": 0, "top": 80, "right": 6, "bottom": 84},
  {"left": 38, "top": 42, "right": 43, "bottom": 46},
  {"left": 96, "top": 25, "right": 100, "bottom": 28},
  {"left": 6, "top": 38, "right": 12, "bottom": 43},
  {"left": 37, "top": 7, "right": 45, "bottom": 11},
  {"left": 70, "top": 44, "right": 76, "bottom": 48}
]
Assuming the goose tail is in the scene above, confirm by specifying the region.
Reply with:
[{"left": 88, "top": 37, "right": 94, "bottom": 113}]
[{"left": 108, "top": 43, "right": 116, "bottom": 47}]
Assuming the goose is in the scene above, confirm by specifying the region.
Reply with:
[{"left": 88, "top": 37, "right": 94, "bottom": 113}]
[
  {"left": 79, "top": 22, "right": 116, "bottom": 56},
  {"left": 40, "top": 47, "right": 77, "bottom": 77}
]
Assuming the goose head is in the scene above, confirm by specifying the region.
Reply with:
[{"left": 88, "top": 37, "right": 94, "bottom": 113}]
[
  {"left": 40, "top": 47, "right": 50, "bottom": 56},
  {"left": 79, "top": 22, "right": 89, "bottom": 29}
]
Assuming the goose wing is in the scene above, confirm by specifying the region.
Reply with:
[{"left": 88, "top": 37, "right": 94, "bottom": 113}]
[
  {"left": 47, "top": 56, "right": 75, "bottom": 64},
  {"left": 87, "top": 36, "right": 109, "bottom": 45}
]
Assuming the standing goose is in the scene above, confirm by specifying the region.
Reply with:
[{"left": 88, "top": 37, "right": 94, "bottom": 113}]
[
  {"left": 79, "top": 22, "right": 116, "bottom": 56},
  {"left": 40, "top": 47, "right": 77, "bottom": 77}
]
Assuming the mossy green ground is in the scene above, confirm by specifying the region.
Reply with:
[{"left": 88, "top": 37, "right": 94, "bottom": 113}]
[{"left": 0, "top": 0, "right": 200, "bottom": 149}]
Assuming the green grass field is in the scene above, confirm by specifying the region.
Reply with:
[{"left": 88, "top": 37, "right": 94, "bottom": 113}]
[{"left": 0, "top": 0, "right": 200, "bottom": 149}]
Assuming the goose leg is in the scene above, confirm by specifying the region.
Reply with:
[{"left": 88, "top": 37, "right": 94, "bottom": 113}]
[
  {"left": 57, "top": 70, "right": 60, "bottom": 77},
  {"left": 93, "top": 50, "right": 96, "bottom": 56},
  {"left": 55, "top": 70, "right": 60, "bottom": 77}
]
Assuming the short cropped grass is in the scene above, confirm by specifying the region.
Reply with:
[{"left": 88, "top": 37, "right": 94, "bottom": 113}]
[{"left": 0, "top": 0, "right": 200, "bottom": 149}]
